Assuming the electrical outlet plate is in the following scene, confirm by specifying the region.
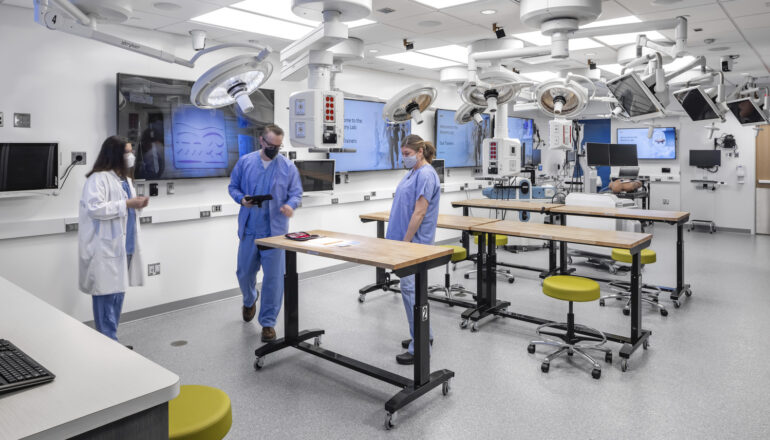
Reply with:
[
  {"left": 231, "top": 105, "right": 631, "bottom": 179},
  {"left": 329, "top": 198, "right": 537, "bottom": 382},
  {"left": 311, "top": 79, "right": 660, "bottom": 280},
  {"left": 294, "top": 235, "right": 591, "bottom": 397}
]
[
  {"left": 364, "top": 195, "right": 370, "bottom": 201},
  {"left": 65, "top": 223, "right": 78, "bottom": 232},
  {"left": 200, "top": 211, "right": 211, "bottom": 218},
  {"left": 140, "top": 216, "right": 152, "bottom": 224},
  {"left": 167, "top": 182, "right": 174, "bottom": 195},
  {"left": 0, "top": 112, "right": 4, "bottom": 127},
  {"left": 71, "top": 152, "right": 86, "bottom": 165},
  {"left": 211, "top": 204, "right": 222, "bottom": 212},
  {"left": 13, "top": 113, "right": 31, "bottom": 128}
]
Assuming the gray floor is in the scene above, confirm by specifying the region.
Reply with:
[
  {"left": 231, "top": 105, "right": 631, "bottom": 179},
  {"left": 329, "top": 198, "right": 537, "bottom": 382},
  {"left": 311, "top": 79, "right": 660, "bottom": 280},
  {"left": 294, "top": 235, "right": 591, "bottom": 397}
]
[{"left": 121, "top": 225, "right": 770, "bottom": 439}]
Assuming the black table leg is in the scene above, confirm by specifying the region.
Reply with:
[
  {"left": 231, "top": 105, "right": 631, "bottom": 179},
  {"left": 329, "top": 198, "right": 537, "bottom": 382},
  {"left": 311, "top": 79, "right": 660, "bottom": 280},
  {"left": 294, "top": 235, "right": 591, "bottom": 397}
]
[
  {"left": 670, "top": 223, "right": 691, "bottom": 305},
  {"left": 359, "top": 221, "right": 400, "bottom": 300},
  {"left": 460, "top": 233, "right": 509, "bottom": 330},
  {"left": 618, "top": 251, "right": 651, "bottom": 371}
]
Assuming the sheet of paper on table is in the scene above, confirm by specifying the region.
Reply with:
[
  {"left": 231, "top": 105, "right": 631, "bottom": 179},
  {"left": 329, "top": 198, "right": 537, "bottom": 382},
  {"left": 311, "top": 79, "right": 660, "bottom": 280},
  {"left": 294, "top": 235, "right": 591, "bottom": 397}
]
[{"left": 305, "top": 237, "right": 360, "bottom": 247}]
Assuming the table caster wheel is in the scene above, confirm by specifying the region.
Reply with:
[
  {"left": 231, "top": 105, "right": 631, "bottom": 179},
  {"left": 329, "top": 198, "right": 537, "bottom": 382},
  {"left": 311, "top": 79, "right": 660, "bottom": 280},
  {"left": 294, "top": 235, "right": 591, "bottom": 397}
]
[
  {"left": 527, "top": 344, "right": 536, "bottom": 354},
  {"left": 541, "top": 362, "right": 550, "bottom": 373},
  {"left": 685, "top": 288, "right": 692, "bottom": 297},
  {"left": 622, "top": 308, "right": 630, "bottom": 316},
  {"left": 621, "top": 359, "right": 628, "bottom": 372},
  {"left": 459, "top": 319, "right": 469, "bottom": 329},
  {"left": 508, "top": 277, "right": 515, "bottom": 284},
  {"left": 660, "top": 309, "right": 668, "bottom": 317},
  {"left": 470, "top": 322, "right": 479, "bottom": 333},
  {"left": 384, "top": 411, "right": 397, "bottom": 430},
  {"left": 442, "top": 380, "right": 451, "bottom": 396},
  {"left": 463, "top": 274, "right": 470, "bottom": 279},
  {"left": 254, "top": 357, "right": 264, "bottom": 370},
  {"left": 599, "top": 299, "right": 605, "bottom": 307},
  {"left": 592, "top": 368, "right": 601, "bottom": 380},
  {"left": 605, "top": 352, "right": 612, "bottom": 363},
  {"left": 643, "top": 340, "right": 649, "bottom": 350},
  {"left": 673, "top": 300, "right": 680, "bottom": 308},
  {"left": 609, "top": 266, "right": 618, "bottom": 275},
  {"left": 358, "top": 294, "right": 366, "bottom": 303},
  {"left": 313, "top": 336, "right": 322, "bottom": 348}
]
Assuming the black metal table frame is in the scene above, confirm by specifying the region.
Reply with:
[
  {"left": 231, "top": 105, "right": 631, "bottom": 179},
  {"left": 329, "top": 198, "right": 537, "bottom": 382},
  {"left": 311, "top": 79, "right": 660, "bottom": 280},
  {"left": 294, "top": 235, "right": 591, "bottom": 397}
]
[{"left": 253, "top": 246, "right": 454, "bottom": 427}]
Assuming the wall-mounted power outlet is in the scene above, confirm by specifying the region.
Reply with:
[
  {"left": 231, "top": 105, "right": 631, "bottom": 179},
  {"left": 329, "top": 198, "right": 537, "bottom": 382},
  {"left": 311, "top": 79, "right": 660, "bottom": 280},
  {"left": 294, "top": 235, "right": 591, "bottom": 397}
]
[
  {"left": 140, "top": 216, "right": 153, "bottom": 224},
  {"left": 212, "top": 204, "right": 222, "bottom": 213},
  {"left": 0, "top": 112, "right": 4, "bottom": 127},
  {"left": 71, "top": 152, "right": 87, "bottom": 165},
  {"left": 65, "top": 223, "right": 78, "bottom": 232},
  {"left": 370, "top": 191, "right": 376, "bottom": 197},
  {"left": 166, "top": 182, "right": 174, "bottom": 195},
  {"left": 364, "top": 195, "right": 371, "bottom": 201},
  {"left": 331, "top": 198, "right": 339, "bottom": 204},
  {"left": 200, "top": 210, "right": 211, "bottom": 218},
  {"left": 147, "top": 263, "right": 161, "bottom": 276},
  {"left": 13, "top": 113, "right": 30, "bottom": 128}
]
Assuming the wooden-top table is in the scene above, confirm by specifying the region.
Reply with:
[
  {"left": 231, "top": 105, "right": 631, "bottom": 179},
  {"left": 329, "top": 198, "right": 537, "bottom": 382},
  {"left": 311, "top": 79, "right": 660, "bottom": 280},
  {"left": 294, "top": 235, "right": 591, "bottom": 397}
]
[
  {"left": 451, "top": 199, "right": 563, "bottom": 213},
  {"left": 467, "top": 220, "right": 653, "bottom": 370},
  {"left": 550, "top": 205, "right": 692, "bottom": 305},
  {"left": 253, "top": 230, "right": 454, "bottom": 428}
]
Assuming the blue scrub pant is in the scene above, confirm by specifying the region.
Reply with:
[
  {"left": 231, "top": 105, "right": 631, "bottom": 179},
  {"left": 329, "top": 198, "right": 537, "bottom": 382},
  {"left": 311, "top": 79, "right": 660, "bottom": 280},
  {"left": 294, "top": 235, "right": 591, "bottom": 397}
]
[
  {"left": 91, "top": 255, "right": 131, "bottom": 341},
  {"left": 237, "top": 234, "right": 285, "bottom": 328},
  {"left": 399, "top": 275, "right": 434, "bottom": 355}
]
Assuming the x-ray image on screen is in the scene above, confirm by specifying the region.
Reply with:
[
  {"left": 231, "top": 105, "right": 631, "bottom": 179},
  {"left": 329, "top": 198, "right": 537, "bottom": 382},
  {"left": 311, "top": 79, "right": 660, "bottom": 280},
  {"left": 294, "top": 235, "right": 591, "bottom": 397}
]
[
  {"left": 330, "top": 99, "right": 411, "bottom": 172},
  {"left": 435, "top": 109, "right": 491, "bottom": 168}
]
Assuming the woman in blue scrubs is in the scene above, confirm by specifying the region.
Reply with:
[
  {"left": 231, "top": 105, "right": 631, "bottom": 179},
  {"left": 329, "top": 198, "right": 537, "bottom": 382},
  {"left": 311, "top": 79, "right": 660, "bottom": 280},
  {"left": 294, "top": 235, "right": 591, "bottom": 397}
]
[{"left": 386, "top": 134, "right": 441, "bottom": 365}]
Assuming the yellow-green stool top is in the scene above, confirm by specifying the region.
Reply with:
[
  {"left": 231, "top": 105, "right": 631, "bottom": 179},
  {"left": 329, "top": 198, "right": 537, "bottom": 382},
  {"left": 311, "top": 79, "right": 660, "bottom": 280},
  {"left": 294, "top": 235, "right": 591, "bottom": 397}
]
[
  {"left": 473, "top": 234, "right": 509, "bottom": 247},
  {"left": 169, "top": 385, "right": 232, "bottom": 440},
  {"left": 542, "top": 275, "right": 600, "bottom": 302},
  {"left": 611, "top": 248, "right": 656, "bottom": 265},
  {"left": 439, "top": 245, "right": 467, "bottom": 262}
]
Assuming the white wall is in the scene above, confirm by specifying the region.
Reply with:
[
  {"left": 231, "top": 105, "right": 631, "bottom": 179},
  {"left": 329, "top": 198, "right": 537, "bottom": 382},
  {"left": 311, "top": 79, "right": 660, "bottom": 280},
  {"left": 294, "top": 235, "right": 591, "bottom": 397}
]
[{"left": 0, "top": 5, "right": 480, "bottom": 321}]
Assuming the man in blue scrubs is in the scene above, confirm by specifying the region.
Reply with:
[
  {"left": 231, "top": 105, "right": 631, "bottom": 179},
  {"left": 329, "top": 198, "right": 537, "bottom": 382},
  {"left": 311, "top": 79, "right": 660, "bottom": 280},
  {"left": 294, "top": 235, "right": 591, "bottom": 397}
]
[{"left": 228, "top": 125, "right": 303, "bottom": 342}]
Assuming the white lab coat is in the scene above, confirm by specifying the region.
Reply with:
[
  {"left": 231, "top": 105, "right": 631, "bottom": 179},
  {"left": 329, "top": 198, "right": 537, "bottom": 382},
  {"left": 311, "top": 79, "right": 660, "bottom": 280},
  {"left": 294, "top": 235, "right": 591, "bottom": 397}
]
[{"left": 78, "top": 171, "right": 144, "bottom": 295}]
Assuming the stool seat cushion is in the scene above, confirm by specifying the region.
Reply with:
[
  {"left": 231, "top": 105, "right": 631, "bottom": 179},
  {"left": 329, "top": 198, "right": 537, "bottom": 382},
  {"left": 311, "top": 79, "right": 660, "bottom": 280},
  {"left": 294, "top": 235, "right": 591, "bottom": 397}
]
[
  {"left": 170, "top": 385, "right": 232, "bottom": 440},
  {"left": 611, "top": 248, "right": 656, "bottom": 265},
  {"left": 439, "top": 245, "right": 467, "bottom": 262},
  {"left": 542, "top": 275, "right": 600, "bottom": 302},
  {"left": 473, "top": 234, "right": 509, "bottom": 247}
]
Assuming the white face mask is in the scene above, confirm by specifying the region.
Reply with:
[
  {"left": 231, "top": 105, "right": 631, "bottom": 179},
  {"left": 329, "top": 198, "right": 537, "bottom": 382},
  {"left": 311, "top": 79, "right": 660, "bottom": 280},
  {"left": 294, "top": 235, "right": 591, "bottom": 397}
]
[
  {"left": 124, "top": 152, "right": 136, "bottom": 169},
  {"left": 402, "top": 154, "right": 418, "bottom": 169}
]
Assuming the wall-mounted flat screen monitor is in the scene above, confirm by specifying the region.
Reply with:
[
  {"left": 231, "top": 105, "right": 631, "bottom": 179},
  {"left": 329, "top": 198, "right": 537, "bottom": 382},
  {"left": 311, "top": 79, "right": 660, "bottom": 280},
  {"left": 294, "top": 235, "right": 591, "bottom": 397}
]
[
  {"left": 117, "top": 73, "right": 275, "bottom": 180},
  {"left": 434, "top": 108, "right": 490, "bottom": 168},
  {"left": 431, "top": 159, "right": 445, "bottom": 184},
  {"left": 689, "top": 149, "right": 721, "bottom": 168},
  {"left": 330, "top": 99, "right": 411, "bottom": 172},
  {"left": 606, "top": 72, "right": 665, "bottom": 121},
  {"left": 0, "top": 143, "right": 58, "bottom": 192},
  {"left": 673, "top": 86, "right": 724, "bottom": 122},
  {"left": 586, "top": 142, "right": 611, "bottom": 166},
  {"left": 616, "top": 127, "right": 676, "bottom": 159},
  {"left": 522, "top": 141, "right": 541, "bottom": 167},
  {"left": 726, "top": 98, "right": 770, "bottom": 126},
  {"left": 295, "top": 159, "right": 334, "bottom": 192},
  {"left": 609, "top": 144, "right": 638, "bottom": 166}
]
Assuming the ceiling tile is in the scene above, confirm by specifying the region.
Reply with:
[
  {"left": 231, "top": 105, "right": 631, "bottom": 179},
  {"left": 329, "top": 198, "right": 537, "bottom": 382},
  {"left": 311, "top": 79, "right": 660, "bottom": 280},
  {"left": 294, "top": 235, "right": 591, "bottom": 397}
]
[
  {"left": 157, "top": 21, "right": 239, "bottom": 39},
  {"left": 721, "top": 0, "right": 770, "bottom": 17},
  {"left": 123, "top": 10, "right": 184, "bottom": 30},
  {"left": 613, "top": 0, "right": 716, "bottom": 16},
  {"left": 349, "top": 23, "right": 407, "bottom": 45},
  {"left": 370, "top": 0, "right": 435, "bottom": 24},
  {"left": 440, "top": 0, "right": 524, "bottom": 30},
  {"left": 131, "top": 0, "right": 223, "bottom": 20},
  {"left": 386, "top": 10, "right": 476, "bottom": 34},
  {"left": 733, "top": 12, "right": 770, "bottom": 30},
  {"left": 426, "top": 24, "right": 495, "bottom": 44}
]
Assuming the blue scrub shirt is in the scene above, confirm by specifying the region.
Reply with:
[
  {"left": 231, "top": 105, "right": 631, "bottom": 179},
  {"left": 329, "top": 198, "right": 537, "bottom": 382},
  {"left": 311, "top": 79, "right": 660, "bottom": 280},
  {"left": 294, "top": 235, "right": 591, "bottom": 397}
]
[
  {"left": 121, "top": 180, "right": 136, "bottom": 255},
  {"left": 244, "top": 160, "right": 277, "bottom": 238},
  {"left": 386, "top": 164, "right": 441, "bottom": 245}
]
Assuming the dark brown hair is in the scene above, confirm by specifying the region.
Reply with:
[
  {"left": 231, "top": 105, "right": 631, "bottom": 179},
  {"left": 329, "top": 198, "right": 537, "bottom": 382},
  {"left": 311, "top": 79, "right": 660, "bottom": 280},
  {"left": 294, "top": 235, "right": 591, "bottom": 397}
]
[
  {"left": 86, "top": 136, "right": 132, "bottom": 178},
  {"left": 264, "top": 124, "right": 284, "bottom": 137},
  {"left": 401, "top": 134, "right": 436, "bottom": 163}
]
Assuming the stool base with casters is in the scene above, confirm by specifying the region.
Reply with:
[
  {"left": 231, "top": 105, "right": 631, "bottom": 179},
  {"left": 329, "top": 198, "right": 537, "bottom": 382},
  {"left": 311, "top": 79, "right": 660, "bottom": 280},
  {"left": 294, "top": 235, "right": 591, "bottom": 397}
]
[
  {"left": 600, "top": 281, "right": 668, "bottom": 316},
  {"left": 429, "top": 246, "right": 474, "bottom": 304},
  {"left": 464, "top": 233, "right": 515, "bottom": 284}
]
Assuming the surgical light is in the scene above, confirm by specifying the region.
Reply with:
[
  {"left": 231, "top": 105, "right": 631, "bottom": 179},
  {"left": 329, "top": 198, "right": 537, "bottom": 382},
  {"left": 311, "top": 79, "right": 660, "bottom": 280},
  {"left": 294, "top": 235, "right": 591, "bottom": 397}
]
[
  {"left": 455, "top": 103, "right": 487, "bottom": 126},
  {"left": 383, "top": 84, "right": 437, "bottom": 125},
  {"left": 534, "top": 74, "right": 593, "bottom": 119},
  {"left": 191, "top": 54, "right": 273, "bottom": 113}
]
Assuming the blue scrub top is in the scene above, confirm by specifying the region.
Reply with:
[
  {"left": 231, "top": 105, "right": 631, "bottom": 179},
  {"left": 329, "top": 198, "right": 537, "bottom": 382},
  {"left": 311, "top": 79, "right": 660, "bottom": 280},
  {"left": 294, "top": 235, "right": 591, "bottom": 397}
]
[
  {"left": 386, "top": 164, "right": 441, "bottom": 245},
  {"left": 121, "top": 180, "right": 136, "bottom": 255},
  {"left": 244, "top": 160, "right": 277, "bottom": 238}
]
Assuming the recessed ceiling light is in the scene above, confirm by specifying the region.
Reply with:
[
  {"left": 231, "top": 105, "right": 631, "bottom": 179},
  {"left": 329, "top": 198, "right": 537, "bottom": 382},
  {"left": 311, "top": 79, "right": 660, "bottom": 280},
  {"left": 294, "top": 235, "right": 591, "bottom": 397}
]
[
  {"left": 481, "top": 9, "right": 497, "bottom": 15},
  {"left": 418, "top": 44, "right": 468, "bottom": 64},
  {"left": 378, "top": 52, "right": 460, "bottom": 69},
  {"left": 154, "top": 2, "right": 181, "bottom": 11},
  {"left": 191, "top": 8, "right": 314, "bottom": 40},
  {"left": 413, "top": 0, "right": 479, "bottom": 8},
  {"left": 231, "top": 1, "right": 375, "bottom": 29}
]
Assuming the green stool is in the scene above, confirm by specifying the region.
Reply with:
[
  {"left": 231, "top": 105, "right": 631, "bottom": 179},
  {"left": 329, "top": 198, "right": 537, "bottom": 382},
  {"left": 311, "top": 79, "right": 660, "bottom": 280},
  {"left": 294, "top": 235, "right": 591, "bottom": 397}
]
[
  {"left": 429, "top": 245, "right": 474, "bottom": 303},
  {"left": 463, "top": 234, "right": 514, "bottom": 284},
  {"left": 527, "top": 276, "right": 612, "bottom": 380},
  {"left": 599, "top": 249, "right": 667, "bottom": 317},
  {"left": 169, "top": 385, "right": 232, "bottom": 440}
]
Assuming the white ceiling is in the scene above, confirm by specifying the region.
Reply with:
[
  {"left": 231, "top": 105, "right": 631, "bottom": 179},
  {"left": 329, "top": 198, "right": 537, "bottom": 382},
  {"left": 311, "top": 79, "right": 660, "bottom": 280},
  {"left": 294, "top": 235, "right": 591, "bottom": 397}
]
[{"left": 3, "top": 0, "right": 769, "bottom": 83}]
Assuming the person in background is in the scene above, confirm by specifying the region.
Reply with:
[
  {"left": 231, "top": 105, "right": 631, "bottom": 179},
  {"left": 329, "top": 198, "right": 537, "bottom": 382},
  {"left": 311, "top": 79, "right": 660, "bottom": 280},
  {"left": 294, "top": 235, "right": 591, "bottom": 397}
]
[
  {"left": 386, "top": 134, "right": 441, "bottom": 365},
  {"left": 228, "top": 124, "right": 303, "bottom": 342},
  {"left": 78, "top": 136, "right": 148, "bottom": 345}
]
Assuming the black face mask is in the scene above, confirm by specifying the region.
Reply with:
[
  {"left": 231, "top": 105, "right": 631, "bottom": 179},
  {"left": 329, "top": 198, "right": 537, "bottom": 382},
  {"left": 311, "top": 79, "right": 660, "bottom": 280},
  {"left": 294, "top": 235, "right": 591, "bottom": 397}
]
[{"left": 263, "top": 146, "right": 278, "bottom": 159}]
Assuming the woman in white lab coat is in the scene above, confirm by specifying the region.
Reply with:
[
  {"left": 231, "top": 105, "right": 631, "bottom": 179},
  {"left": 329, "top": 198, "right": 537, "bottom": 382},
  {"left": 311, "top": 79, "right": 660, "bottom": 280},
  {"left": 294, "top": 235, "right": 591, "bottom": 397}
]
[{"left": 78, "top": 136, "right": 149, "bottom": 342}]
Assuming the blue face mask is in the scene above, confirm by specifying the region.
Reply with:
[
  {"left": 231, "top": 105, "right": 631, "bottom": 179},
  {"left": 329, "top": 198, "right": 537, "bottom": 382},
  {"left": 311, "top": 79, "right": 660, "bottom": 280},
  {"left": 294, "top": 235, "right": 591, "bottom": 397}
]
[{"left": 402, "top": 155, "right": 418, "bottom": 169}]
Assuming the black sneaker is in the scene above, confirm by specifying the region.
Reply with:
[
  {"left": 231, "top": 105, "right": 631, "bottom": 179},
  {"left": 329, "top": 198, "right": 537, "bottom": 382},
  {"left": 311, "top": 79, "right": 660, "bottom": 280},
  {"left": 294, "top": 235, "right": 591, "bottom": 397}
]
[
  {"left": 396, "top": 352, "right": 414, "bottom": 365},
  {"left": 401, "top": 338, "right": 434, "bottom": 349}
]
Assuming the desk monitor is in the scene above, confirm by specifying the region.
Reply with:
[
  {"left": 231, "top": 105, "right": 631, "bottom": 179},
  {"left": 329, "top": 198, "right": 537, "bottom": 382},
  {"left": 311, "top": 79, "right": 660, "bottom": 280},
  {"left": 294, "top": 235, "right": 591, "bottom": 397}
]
[
  {"left": 726, "top": 98, "right": 770, "bottom": 126},
  {"left": 431, "top": 159, "right": 445, "bottom": 184},
  {"left": 0, "top": 143, "right": 58, "bottom": 192},
  {"left": 606, "top": 72, "right": 665, "bottom": 121},
  {"left": 689, "top": 149, "right": 721, "bottom": 168},
  {"left": 609, "top": 144, "right": 638, "bottom": 166},
  {"left": 586, "top": 142, "right": 610, "bottom": 166},
  {"left": 616, "top": 127, "right": 676, "bottom": 159},
  {"left": 331, "top": 99, "right": 412, "bottom": 172},
  {"left": 434, "top": 108, "right": 490, "bottom": 168},
  {"left": 531, "top": 149, "right": 541, "bottom": 166},
  {"left": 673, "top": 86, "right": 724, "bottom": 122},
  {"left": 294, "top": 159, "right": 334, "bottom": 192}
]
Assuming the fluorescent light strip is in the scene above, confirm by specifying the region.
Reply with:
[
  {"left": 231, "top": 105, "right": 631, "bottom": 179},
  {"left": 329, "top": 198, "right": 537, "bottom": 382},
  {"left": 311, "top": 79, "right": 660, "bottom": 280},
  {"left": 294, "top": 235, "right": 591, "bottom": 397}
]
[
  {"left": 191, "top": 8, "right": 313, "bottom": 40},
  {"left": 417, "top": 44, "right": 468, "bottom": 64},
  {"left": 229, "top": 1, "right": 376, "bottom": 29},
  {"left": 378, "top": 52, "right": 460, "bottom": 69},
  {"left": 412, "top": 0, "right": 480, "bottom": 8}
]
